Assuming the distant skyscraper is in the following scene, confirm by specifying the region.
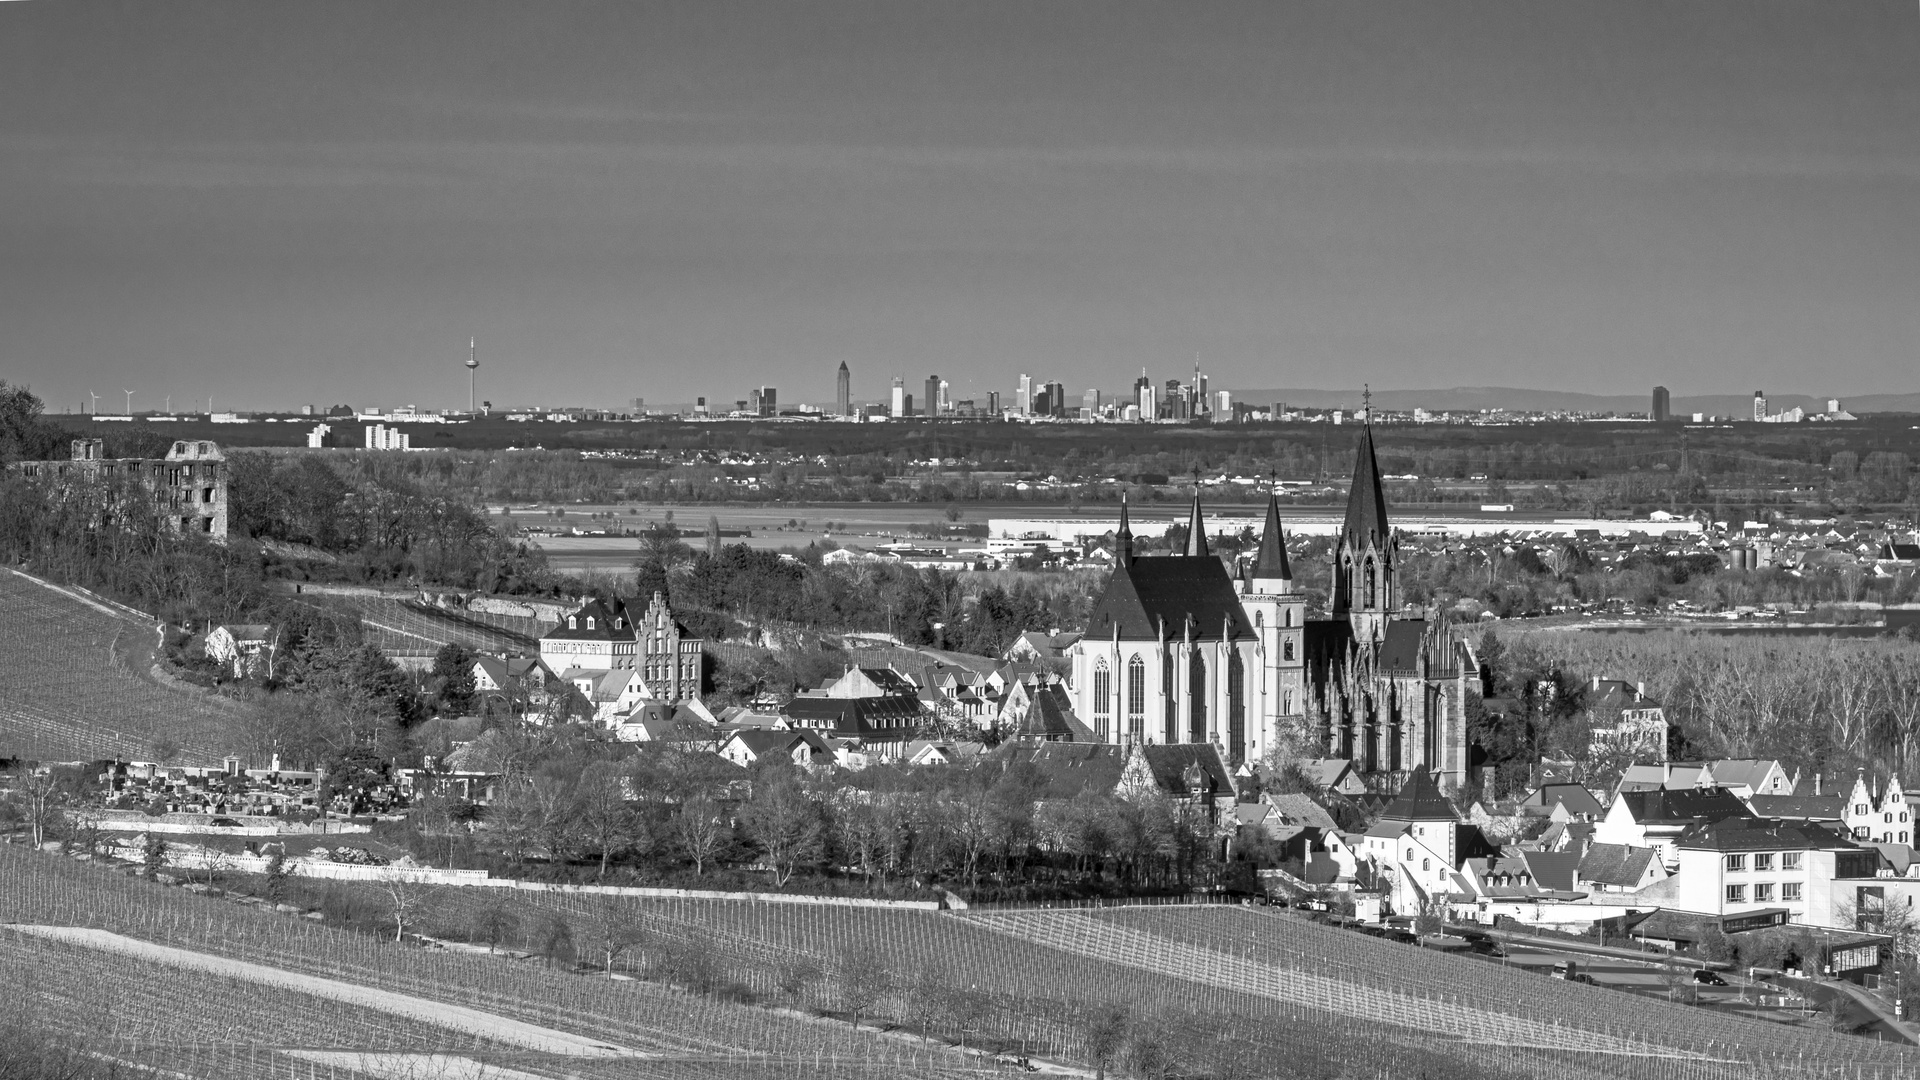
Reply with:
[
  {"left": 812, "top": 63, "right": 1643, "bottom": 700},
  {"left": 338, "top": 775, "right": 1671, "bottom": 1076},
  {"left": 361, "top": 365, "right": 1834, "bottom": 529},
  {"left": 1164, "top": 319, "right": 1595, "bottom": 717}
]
[
  {"left": 1084, "top": 388, "right": 1101, "bottom": 415},
  {"left": 938, "top": 379, "right": 950, "bottom": 413},
  {"left": 836, "top": 362, "right": 851, "bottom": 417},
  {"left": 987, "top": 390, "right": 1000, "bottom": 415},
  {"left": 1752, "top": 391, "right": 1767, "bottom": 422},
  {"left": 891, "top": 378, "right": 905, "bottom": 417},
  {"left": 1651, "top": 385, "right": 1670, "bottom": 422},
  {"left": 1017, "top": 374, "right": 1032, "bottom": 415},
  {"left": 1043, "top": 381, "right": 1066, "bottom": 418},
  {"left": 902, "top": 392, "right": 914, "bottom": 418},
  {"left": 925, "top": 375, "right": 941, "bottom": 418},
  {"left": 1134, "top": 370, "right": 1152, "bottom": 417},
  {"left": 751, "top": 386, "right": 777, "bottom": 417},
  {"left": 1214, "top": 390, "right": 1232, "bottom": 418}
]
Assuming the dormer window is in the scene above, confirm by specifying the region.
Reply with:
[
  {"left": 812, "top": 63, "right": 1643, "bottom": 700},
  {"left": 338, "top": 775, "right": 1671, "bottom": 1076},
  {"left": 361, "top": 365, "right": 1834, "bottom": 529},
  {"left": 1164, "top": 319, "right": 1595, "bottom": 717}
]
[
  {"left": 586, "top": 617, "right": 595, "bottom": 630},
  {"left": 568, "top": 617, "right": 578, "bottom": 630}
]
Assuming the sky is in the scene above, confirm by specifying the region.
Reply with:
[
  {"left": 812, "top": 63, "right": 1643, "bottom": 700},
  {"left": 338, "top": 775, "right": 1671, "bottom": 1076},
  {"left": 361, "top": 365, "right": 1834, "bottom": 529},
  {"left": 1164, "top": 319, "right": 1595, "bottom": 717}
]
[{"left": 3, "top": 0, "right": 1918, "bottom": 413}]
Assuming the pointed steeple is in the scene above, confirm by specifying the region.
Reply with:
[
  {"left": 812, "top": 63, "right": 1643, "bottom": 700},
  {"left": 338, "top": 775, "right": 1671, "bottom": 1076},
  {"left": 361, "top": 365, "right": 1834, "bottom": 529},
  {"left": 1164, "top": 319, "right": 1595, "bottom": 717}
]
[
  {"left": 1250, "top": 489, "right": 1292, "bottom": 583},
  {"left": 1184, "top": 488, "right": 1209, "bottom": 558},
  {"left": 1341, "top": 421, "right": 1391, "bottom": 552},
  {"left": 1115, "top": 493, "right": 1134, "bottom": 564}
]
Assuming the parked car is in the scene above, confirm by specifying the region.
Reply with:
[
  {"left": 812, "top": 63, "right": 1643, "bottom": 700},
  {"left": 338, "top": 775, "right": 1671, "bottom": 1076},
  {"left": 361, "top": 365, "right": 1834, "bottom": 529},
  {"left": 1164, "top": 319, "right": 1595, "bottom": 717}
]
[{"left": 1692, "top": 970, "right": 1729, "bottom": 986}]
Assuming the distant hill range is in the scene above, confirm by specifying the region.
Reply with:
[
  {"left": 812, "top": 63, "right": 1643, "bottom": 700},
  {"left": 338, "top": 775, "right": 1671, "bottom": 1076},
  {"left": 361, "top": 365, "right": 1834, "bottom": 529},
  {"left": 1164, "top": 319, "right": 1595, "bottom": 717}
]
[{"left": 1230, "top": 386, "right": 1920, "bottom": 416}]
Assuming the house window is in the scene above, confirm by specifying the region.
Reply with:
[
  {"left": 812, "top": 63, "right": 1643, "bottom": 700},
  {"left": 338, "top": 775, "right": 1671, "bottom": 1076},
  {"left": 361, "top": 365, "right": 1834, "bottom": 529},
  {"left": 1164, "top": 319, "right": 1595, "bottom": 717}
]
[
  {"left": 1858, "top": 804, "right": 1869, "bottom": 816},
  {"left": 1887, "top": 813, "right": 1894, "bottom": 824},
  {"left": 1753, "top": 883, "right": 1775, "bottom": 903},
  {"left": 1726, "top": 884, "right": 1746, "bottom": 905},
  {"left": 1422, "top": 858, "right": 1430, "bottom": 872},
  {"left": 1783, "top": 882, "right": 1802, "bottom": 902},
  {"left": 1725, "top": 854, "right": 1746, "bottom": 873},
  {"left": 1753, "top": 853, "right": 1774, "bottom": 872},
  {"left": 1405, "top": 848, "right": 1414, "bottom": 861}
]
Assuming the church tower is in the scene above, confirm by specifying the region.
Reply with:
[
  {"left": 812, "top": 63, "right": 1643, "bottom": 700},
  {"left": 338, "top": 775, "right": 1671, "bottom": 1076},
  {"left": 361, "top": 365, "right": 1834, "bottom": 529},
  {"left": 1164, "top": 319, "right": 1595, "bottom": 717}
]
[
  {"left": 1332, "top": 420, "right": 1397, "bottom": 644},
  {"left": 1239, "top": 487, "right": 1306, "bottom": 761}
]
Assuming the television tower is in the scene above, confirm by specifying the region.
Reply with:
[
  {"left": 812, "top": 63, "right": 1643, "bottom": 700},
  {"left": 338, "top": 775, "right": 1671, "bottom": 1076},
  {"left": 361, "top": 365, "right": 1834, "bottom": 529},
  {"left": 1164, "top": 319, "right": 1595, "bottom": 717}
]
[{"left": 465, "top": 338, "right": 479, "bottom": 414}]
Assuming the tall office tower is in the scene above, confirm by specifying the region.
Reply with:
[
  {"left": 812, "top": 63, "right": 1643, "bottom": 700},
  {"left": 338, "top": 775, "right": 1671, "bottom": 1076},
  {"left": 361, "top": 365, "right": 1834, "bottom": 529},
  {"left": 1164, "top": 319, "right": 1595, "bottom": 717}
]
[
  {"left": 695, "top": 396, "right": 709, "bottom": 415},
  {"left": 938, "top": 380, "right": 951, "bottom": 413},
  {"left": 1195, "top": 364, "right": 1208, "bottom": 416},
  {"left": 1032, "top": 385, "right": 1052, "bottom": 417},
  {"left": 987, "top": 391, "right": 1000, "bottom": 415},
  {"left": 836, "top": 362, "right": 851, "bottom": 417},
  {"left": 1134, "top": 369, "right": 1152, "bottom": 415},
  {"left": 902, "top": 392, "right": 914, "bottom": 418},
  {"left": 1043, "top": 382, "right": 1066, "bottom": 418},
  {"left": 925, "top": 376, "right": 942, "bottom": 417},
  {"left": 1272, "top": 401, "right": 1286, "bottom": 421},
  {"left": 1138, "top": 384, "right": 1157, "bottom": 420},
  {"left": 891, "top": 378, "right": 905, "bottom": 417},
  {"left": 1084, "top": 388, "right": 1101, "bottom": 415},
  {"left": 1752, "top": 391, "right": 1767, "bottom": 422},
  {"left": 1165, "top": 379, "right": 1186, "bottom": 420},
  {"left": 1017, "top": 374, "right": 1032, "bottom": 415},
  {"left": 1650, "top": 385, "right": 1670, "bottom": 422},
  {"left": 1214, "top": 390, "right": 1232, "bottom": 418},
  {"left": 756, "top": 387, "right": 778, "bottom": 417}
]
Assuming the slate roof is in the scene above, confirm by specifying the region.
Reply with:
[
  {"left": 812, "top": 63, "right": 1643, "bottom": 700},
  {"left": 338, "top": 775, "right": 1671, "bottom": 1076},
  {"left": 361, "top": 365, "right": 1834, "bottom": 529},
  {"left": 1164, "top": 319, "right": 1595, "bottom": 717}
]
[
  {"left": 1749, "top": 794, "right": 1846, "bottom": 821},
  {"left": 1375, "top": 769, "right": 1458, "bottom": 823},
  {"left": 1341, "top": 425, "right": 1391, "bottom": 552},
  {"left": 781, "top": 695, "right": 925, "bottom": 741},
  {"left": 1014, "top": 684, "right": 1097, "bottom": 742},
  {"left": 1140, "top": 744, "right": 1236, "bottom": 800},
  {"left": 1520, "top": 850, "right": 1583, "bottom": 892},
  {"left": 1249, "top": 493, "right": 1292, "bottom": 581},
  {"left": 1521, "top": 783, "right": 1605, "bottom": 819},
  {"left": 1086, "top": 551, "right": 1254, "bottom": 643},
  {"left": 1613, "top": 787, "right": 1751, "bottom": 826},
  {"left": 1708, "top": 759, "right": 1783, "bottom": 791},
  {"left": 1379, "top": 620, "right": 1427, "bottom": 674},
  {"left": 541, "top": 598, "right": 633, "bottom": 642},
  {"left": 990, "top": 743, "right": 1129, "bottom": 800},
  {"left": 1676, "top": 817, "right": 1857, "bottom": 853},
  {"left": 1264, "top": 793, "right": 1339, "bottom": 832},
  {"left": 1578, "top": 842, "right": 1659, "bottom": 888},
  {"left": 724, "top": 729, "right": 832, "bottom": 760}
]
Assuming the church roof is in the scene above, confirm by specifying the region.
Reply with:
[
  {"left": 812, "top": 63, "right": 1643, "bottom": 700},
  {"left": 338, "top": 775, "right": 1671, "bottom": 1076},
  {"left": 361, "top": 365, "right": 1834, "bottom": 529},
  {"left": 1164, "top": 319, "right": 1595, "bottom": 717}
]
[
  {"left": 1341, "top": 424, "right": 1392, "bottom": 552},
  {"left": 1375, "top": 768, "right": 1458, "bottom": 823},
  {"left": 1379, "top": 620, "right": 1428, "bottom": 672},
  {"left": 1087, "top": 553, "right": 1253, "bottom": 642},
  {"left": 1249, "top": 493, "right": 1291, "bottom": 581}
]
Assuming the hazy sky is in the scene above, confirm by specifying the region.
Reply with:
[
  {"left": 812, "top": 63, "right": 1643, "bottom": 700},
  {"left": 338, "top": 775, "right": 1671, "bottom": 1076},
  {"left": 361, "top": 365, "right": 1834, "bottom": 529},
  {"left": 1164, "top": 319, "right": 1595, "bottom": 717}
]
[{"left": 4, "top": 1, "right": 1918, "bottom": 412}]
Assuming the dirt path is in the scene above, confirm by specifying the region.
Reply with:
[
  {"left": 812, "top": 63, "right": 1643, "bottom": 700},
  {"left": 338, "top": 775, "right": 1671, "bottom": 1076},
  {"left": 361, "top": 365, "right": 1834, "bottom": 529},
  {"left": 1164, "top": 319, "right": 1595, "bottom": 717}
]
[
  {"left": 7, "top": 925, "right": 646, "bottom": 1059},
  {"left": 282, "top": 1052, "right": 555, "bottom": 1080}
]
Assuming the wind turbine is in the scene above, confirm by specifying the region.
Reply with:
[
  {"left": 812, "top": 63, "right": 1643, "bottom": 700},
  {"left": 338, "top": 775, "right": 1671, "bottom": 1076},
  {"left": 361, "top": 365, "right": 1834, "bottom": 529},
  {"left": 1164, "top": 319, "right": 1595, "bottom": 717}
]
[
  {"left": 87, "top": 391, "right": 99, "bottom": 415},
  {"left": 123, "top": 389, "right": 135, "bottom": 415}
]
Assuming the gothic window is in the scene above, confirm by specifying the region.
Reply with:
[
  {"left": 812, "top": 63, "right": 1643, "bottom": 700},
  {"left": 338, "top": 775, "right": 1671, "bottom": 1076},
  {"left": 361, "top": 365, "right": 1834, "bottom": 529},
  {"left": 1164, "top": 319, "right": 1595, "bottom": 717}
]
[
  {"left": 1254, "top": 612, "right": 1262, "bottom": 628},
  {"left": 1126, "top": 654, "right": 1146, "bottom": 735},
  {"left": 1364, "top": 558, "right": 1376, "bottom": 608},
  {"left": 1283, "top": 639, "right": 1295, "bottom": 661},
  {"left": 1093, "top": 659, "right": 1111, "bottom": 718},
  {"left": 1284, "top": 608, "right": 1292, "bottom": 628}
]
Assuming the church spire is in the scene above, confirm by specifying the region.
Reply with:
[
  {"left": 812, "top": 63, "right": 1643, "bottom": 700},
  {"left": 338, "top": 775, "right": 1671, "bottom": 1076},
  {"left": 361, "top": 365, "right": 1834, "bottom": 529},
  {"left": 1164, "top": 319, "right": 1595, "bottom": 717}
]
[
  {"left": 1116, "top": 492, "right": 1134, "bottom": 564},
  {"left": 1184, "top": 484, "right": 1209, "bottom": 558},
  {"left": 1341, "top": 418, "right": 1391, "bottom": 553},
  {"left": 1250, "top": 479, "right": 1291, "bottom": 584}
]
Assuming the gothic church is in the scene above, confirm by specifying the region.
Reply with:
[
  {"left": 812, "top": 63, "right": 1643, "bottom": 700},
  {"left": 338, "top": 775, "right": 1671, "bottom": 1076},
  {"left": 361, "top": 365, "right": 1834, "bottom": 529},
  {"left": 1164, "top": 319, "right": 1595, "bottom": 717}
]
[{"left": 1067, "top": 423, "right": 1469, "bottom": 789}]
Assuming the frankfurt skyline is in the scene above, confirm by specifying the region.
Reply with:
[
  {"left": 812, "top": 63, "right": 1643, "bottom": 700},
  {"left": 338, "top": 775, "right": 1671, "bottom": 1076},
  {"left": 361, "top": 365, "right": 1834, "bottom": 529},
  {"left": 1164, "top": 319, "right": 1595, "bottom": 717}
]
[{"left": 4, "top": 1, "right": 1919, "bottom": 411}]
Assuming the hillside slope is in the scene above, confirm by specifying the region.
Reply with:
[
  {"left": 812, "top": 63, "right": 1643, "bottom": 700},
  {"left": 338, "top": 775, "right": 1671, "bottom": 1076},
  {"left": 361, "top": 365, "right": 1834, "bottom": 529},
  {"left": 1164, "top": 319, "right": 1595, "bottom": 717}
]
[{"left": 0, "top": 569, "right": 253, "bottom": 764}]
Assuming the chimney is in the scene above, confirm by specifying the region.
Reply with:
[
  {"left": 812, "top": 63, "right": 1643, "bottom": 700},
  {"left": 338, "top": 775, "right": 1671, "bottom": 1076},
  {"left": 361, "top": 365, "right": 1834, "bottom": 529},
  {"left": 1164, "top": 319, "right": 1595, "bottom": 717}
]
[
  {"left": 1637, "top": 681, "right": 1645, "bottom": 697},
  {"left": 1592, "top": 675, "right": 1601, "bottom": 691},
  {"left": 1814, "top": 773, "right": 1822, "bottom": 797}
]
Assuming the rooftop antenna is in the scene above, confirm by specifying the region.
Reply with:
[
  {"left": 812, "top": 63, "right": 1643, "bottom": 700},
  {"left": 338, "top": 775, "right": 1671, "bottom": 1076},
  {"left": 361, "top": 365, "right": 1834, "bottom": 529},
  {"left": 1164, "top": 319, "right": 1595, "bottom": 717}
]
[{"left": 465, "top": 337, "right": 479, "bottom": 414}]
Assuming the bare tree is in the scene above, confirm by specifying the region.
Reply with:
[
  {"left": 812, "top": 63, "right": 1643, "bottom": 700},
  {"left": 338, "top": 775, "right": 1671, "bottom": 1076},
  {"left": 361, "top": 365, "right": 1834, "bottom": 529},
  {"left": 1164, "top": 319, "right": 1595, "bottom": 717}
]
[
  {"left": 572, "top": 761, "right": 647, "bottom": 880},
  {"left": 1082, "top": 1002, "right": 1130, "bottom": 1080},
  {"left": 374, "top": 874, "right": 436, "bottom": 943},
  {"left": 11, "top": 768, "right": 67, "bottom": 848},
  {"left": 592, "top": 899, "right": 652, "bottom": 978},
  {"left": 475, "top": 897, "right": 519, "bottom": 954},
  {"left": 774, "top": 954, "right": 823, "bottom": 1010},
  {"left": 671, "top": 794, "right": 729, "bottom": 876},
  {"left": 834, "top": 948, "right": 892, "bottom": 1030}
]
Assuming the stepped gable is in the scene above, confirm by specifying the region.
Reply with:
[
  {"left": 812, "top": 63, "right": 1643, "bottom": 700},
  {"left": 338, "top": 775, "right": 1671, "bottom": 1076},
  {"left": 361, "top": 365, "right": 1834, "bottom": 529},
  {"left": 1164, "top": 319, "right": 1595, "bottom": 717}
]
[
  {"left": 1249, "top": 492, "right": 1291, "bottom": 581},
  {"left": 1375, "top": 768, "right": 1458, "bottom": 823},
  {"left": 1341, "top": 423, "right": 1392, "bottom": 551}
]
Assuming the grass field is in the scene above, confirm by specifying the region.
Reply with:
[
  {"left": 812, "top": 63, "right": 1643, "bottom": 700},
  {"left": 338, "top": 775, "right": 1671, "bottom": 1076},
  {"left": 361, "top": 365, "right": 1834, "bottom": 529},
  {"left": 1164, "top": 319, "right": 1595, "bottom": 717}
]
[{"left": 0, "top": 569, "right": 254, "bottom": 764}]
